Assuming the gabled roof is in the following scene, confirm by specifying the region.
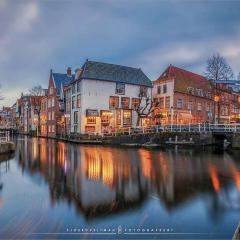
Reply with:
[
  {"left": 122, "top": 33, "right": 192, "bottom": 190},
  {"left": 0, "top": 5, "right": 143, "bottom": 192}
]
[
  {"left": 52, "top": 73, "right": 74, "bottom": 95},
  {"left": 156, "top": 65, "right": 212, "bottom": 94},
  {"left": 79, "top": 60, "right": 152, "bottom": 87}
]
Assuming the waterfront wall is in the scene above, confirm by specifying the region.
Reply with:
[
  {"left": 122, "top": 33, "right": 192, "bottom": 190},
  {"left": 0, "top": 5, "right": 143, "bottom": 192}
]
[
  {"left": 103, "top": 132, "right": 213, "bottom": 146},
  {"left": 0, "top": 142, "right": 15, "bottom": 155},
  {"left": 232, "top": 133, "right": 240, "bottom": 149}
]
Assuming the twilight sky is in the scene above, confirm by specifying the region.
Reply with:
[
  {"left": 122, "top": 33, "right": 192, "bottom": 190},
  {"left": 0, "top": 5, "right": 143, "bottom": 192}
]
[{"left": 1, "top": 0, "right": 240, "bottom": 107}]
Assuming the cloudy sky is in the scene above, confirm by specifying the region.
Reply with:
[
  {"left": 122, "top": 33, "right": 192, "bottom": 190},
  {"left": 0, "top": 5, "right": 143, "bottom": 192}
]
[{"left": 1, "top": 0, "right": 240, "bottom": 107}]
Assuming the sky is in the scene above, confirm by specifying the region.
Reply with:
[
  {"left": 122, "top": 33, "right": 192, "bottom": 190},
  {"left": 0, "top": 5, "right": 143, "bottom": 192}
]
[{"left": 1, "top": 0, "right": 240, "bottom": 107}]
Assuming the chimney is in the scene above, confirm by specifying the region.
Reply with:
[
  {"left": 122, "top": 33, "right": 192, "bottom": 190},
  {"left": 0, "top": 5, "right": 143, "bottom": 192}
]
[{"left": 67, "top": 67, "right": 72, "bottom": 76}]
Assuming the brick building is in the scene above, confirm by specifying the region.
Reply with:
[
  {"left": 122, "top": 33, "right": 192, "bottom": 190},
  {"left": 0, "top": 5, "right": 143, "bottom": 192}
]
[
  {"left": 153, "top": 65, "right": 214, "bottom": 124},
  {"left": 44, "top": 68, "right": 73, "bottom": 137}
]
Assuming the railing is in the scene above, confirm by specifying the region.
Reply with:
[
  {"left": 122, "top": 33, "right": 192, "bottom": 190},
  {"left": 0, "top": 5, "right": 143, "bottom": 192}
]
[
  {"left": 0, "top": 131, "right": 10, "bottom": 142},
  {"left": 100, "top": 123, "right": 240, "bottom": 136}
]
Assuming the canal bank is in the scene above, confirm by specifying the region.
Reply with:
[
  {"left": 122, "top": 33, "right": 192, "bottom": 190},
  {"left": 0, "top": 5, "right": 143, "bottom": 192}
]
[{"left": 15, "top": 131, "right": 240, "bottom": 149}]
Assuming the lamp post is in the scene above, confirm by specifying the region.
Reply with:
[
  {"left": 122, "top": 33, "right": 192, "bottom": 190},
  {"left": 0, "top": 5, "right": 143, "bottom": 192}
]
[
  {"left": 170, "top": 106, "right": 174, "bottom": 131},
  {"left": 214, "top": 95, "right": 220, "bottom": 124}
]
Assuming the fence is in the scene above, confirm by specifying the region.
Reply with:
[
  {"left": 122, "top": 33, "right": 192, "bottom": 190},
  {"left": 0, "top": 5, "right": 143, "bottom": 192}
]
[
  {"left": 0, "top": 131, "right": 10, "bottom": 143},
  {"left": 101, "top": 123, "right": 240, "bottom": 137}
]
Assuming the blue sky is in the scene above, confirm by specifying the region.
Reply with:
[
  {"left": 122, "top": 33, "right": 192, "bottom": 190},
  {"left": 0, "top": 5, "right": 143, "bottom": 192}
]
[{"left": 1, "top": 0, "right": 240, "bottom": 107}]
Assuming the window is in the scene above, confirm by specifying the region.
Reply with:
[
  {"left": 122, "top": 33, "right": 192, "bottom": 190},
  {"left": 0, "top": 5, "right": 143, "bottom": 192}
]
[
  {"left": 77, "top": 81, "right": 80, "bottom": 92},
  {"left": 123, "top": 110, "right": 132, "bottom": 125},
  {"left": 48, "top": 125, "right": 51, "bottom": 132},
  {"left": 116, "top": 83, "right": 125, "bottom": 95},
  {"left": 131, "top": 98, "right": 140, "bottom": 109},
  {"left": 121, "top": 97, "right": 130, "bottom": 109},
  {"left": 72, "top": 84, "right": 76, "bottom": 94},
  {"left": 163, "top": 85, "right": 167, "bottom": 94},
  {"left": 177, "top": 99, "right": 183, "bottom": 109},
  {"left": 85, "top": 126, "right": 95, "bottom": 133},
  {"left": 48, "top": 112, "right": 51, "bottom": 120},
  {"left": 87, "top": 116, "right": 96, "bottom": 124},
  {"left": 197, "top": 102, "right": 202, "bottom": 111},
  {"left": 109, "top": 96, "right": 119, "bottom": 109},
  {"left": 77, "top": 94, "right": 81, "bottom": 108},
  {"left": 159, "top": 97, "right": 164, "bottom": 108},
  {"left": 206, "top": 102, "right": 210, "bottom": 111},
  {"left": 140, "top": 86, "right": 147, "bottom": 97},
  {"left": 48, "top": 99, "right": 51, "bottom": 108},
  {"left": 72, "top": 96, "right": 76, "bottom": 109},
  {"left": 188, "top": 101, "right": 193, "bottom": 110},
  {"left": 165, "top": 96, "right": 170, "bottom": 108},
  {"left": 52, "top": 125, "right": 55, "bottom": 132},
  {"left": 52, "top": 111, "right": 54, "bottom": 120},
  {"left": 49, "top": 87, "right": 53, "bottom": 95},
  {"left": 157, "top": 86, "right": 161, "bottom": 94},
  {"left": 101, "top": 111, "right": 111, "bottom": 124},
  {"left": 116, "top": 109, "right": 121, "bottom": 125},
  {"left": 74, "top": 111, "right": 78, "bottom": 124},
  {"left": 52, "top": 98, "right": 55, "bottom": 107}
]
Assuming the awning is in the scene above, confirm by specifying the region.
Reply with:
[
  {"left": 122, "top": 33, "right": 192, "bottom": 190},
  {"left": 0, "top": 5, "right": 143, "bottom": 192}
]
[
  {"left": 179, "top": 113, "right": 192, "bottom": 119},
  {"left": 86, "top": 109, "right": 99, "bottom": 117}
]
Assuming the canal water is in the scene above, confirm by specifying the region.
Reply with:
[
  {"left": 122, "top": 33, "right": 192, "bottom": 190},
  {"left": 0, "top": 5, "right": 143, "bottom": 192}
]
[{"left": 0, "top": 136, "right": 239, "bottom": 239}]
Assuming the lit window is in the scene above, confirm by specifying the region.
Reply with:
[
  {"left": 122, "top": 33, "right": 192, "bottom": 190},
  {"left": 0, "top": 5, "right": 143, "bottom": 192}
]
[
  {"left": 123, "top": 110, "right": 132, "bottom": 125},
  {"left": 74, "top": 111, "right": 78, "bottom": 124},
  {"left": 116, "top": 83, "right": 125, "bottom": 95},
  {"left": 121, "top": 97, "right": 130, "bottom": 109},
  {"left": 116, "top": 109, "right": 121, "bottom": 125},
  {"left": 109, "top": 96, "right": 119, "bottom": 109},
  {"left": 87, "top": 116, "right": 96, "bottom": 124},
  {"left": 131, "top": 98, "right": 140, "bottom": 109}
]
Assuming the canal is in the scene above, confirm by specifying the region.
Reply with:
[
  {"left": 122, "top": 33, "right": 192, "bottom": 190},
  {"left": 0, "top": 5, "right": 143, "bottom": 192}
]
[{"left": 0, "top": 136, "right": 239, "bottom": 239}]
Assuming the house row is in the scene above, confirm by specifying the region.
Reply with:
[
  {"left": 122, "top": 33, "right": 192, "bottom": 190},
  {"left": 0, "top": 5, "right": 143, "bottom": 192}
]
[{"left": 7, "top": 60, "right": 240, "bottom": 137}]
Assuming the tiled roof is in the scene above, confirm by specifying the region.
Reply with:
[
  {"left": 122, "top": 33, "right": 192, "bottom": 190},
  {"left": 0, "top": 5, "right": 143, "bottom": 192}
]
[
  {"left": 156, "top": 65, "right": 212, "bottom": 94},
  {"left": 79, "top": 60, "right": 152, "bottom": 87},
  {"left": 52, "top": 73, "right": 74, "bottom": 95}
]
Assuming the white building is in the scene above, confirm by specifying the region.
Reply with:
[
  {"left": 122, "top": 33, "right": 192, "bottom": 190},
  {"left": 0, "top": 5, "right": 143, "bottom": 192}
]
[{"left": 69, "top": 60, "right": 153, "bottom": 134}]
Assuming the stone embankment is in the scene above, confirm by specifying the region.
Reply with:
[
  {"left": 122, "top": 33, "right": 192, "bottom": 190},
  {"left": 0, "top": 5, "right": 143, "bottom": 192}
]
[{"left": 0, "top": 142, "right": 15, "bottom": 155}]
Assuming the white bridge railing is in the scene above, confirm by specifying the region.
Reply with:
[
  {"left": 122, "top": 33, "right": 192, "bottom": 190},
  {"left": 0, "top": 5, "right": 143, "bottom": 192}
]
[
  {"left": 0, "top": 131, "right": 10, "bottom": 142},
  {"left": 101, "top": 123, "right": 240, "bottom": 136}
]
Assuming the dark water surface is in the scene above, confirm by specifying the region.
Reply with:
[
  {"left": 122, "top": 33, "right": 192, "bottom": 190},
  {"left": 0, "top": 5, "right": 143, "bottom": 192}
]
[{"left": 0, "top": 136, "right": 239, "bottom": 239}]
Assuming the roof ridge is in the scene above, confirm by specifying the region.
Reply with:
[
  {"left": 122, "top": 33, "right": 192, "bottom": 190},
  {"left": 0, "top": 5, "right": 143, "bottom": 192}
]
[
  {"left": 86, "top": 60, "right": 142, "bottom": 71},
  {"left": 171, "top": 65, "right": 206, "bottom": 79}
]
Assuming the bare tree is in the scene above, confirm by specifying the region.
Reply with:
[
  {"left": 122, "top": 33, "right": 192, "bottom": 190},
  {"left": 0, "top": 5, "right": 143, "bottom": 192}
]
[
  {"left": 29, "top": 85, "right": 45, "bottom": 96},
  {"left": 205, "top": 53, "right": 234, "bottom": 123},
  {"left": 205, "top": 53, "right": 233, "bottom": 81},
  {"left": 133, "top": 89, "right": 160, "bottom": 126}
]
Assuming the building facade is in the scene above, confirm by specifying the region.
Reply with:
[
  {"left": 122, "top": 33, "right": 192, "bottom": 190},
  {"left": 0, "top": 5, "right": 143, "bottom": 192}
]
[
  {"left": 43, "top": 68, "right": 73, "bottom": 137},
  {"left": 69, "top": 60, "right": 153, "bottom": 134},
  {"left": 153, "top": 65, "right": 214, "bottom": 124}
]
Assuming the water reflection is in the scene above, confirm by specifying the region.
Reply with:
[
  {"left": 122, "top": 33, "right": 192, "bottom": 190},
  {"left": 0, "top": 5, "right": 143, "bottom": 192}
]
[{"left": 15, "top": 136, "right": 240, "bottom": 220}]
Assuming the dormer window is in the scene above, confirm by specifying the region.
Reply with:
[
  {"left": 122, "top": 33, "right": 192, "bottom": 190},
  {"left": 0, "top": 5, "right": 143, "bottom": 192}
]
[{"left": 116, "top": 83, "right": 125, "bottom": 95}]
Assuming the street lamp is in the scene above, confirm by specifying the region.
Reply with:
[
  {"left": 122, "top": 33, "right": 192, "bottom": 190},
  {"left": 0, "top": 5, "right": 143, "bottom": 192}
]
[{"left": 214, "top": 95, "right": 220, "bottom": 124}]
